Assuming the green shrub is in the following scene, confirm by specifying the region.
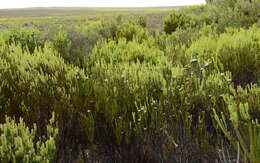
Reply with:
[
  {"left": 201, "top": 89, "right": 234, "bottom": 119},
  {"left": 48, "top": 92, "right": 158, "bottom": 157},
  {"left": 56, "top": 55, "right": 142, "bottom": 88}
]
[
  {"left": 186, "top": 26, "right": 260, "bottom": 86},
  {"left": 115, "top": 23, "right": 149, "bottom": 42},
  {"left": 205, "top": 0, "right": 260, "bottom": 30},
  {"left": 0, "top": 7, "right": 259, "bottom": 162},
  {"left": 164, "top": 12, "right": 193, "bottom": 34},
  {"left": 83, "top": 39, "right": 170, "bottom": 143},
  {"left": 214, "top": 85, "right": 260, "bottom": 162},
  {"left": 136, "top": 15, "right": 147, "bottom": 28},
  {"left": 0, "top": 113, "right": 58, "bottom": 163},
  {"left": 87, "top": 39, "right": 165, "bottom": 67},
  {"left": 52, "top": 31, "right": 72, "bottom": 62},
  {"left": 0, "top": 43, "right": 89, "bottom": 126},
  {"left": 4, "top": 27, "right": 43, "bottom": 54},
  {"left": 90, "top": 63, "right": 167, "bottom": 142},
  {"left": 0, "top": 42, "right": 91, "bottom": 161},
  {"left": 164, "top": 12, "right": 211, "bottom": 34},
  {"left": 83, "top": 38, "right": 236, "bottom": 160}
]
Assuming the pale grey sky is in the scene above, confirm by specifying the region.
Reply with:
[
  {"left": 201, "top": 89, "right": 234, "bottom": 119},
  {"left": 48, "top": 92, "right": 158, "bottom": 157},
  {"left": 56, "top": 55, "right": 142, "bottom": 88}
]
[{"left": 0, "top": 0, "right": 206, "bottom": 9}]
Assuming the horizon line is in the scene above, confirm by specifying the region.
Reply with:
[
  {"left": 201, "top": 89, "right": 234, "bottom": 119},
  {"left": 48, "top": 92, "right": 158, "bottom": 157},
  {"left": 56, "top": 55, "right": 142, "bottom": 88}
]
[{"left": 0, "top": 4, "right": 204, "bottom": 10}]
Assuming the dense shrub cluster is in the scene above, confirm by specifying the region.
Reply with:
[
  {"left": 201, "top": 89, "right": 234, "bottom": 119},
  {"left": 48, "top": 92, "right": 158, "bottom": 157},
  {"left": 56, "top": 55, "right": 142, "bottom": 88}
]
[
  {"left": 0, "top": 113, "right": 58, "bottom": 163},
  {"left": 164, "top": 12, "right": 211, "bottom": 34},
  {"left": 0, "top": 1, "right": 259, "bottom": 162},
  {"left": 165, "top": 0, "right": 260, "bottom": 33},
  {"left": 186, "top": 26, "right": 260, "bottom": 86}
]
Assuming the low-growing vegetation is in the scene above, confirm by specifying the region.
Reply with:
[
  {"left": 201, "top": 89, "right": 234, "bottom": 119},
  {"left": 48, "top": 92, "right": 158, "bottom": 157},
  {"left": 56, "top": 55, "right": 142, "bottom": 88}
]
[{"left": 0, "top": 0, "right": 259, "bottom": 162}]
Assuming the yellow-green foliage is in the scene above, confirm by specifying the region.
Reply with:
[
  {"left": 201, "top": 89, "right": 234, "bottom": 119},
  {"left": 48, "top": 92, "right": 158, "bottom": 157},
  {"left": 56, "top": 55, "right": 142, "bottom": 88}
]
[
  {"left": 117, "top": 23, "right": 149, "bottom": 42},
  {"left": 164, "top": 10, "right": 212, "bottom": 34},
  {"left": 0, "top": 113, "right": 58, "bottom": 163},
  {"left": 186, "top": 26, "right": 260, "bottom": 85},
  {"left": 87, "top": 39, "right": 165, "bottom": 66},
  {"left": 164, "top": 12, "right": 195, "bottom": 34},
  {"left": 214, "top": 85, "right": 260, "bottom": 163},
  {"left": 3, "top": 27, "right": 43, "bottom": 54},
  {"left": 0, "top": 3, "right": 259, "bottom": 162},
  {"left": 84, "top": 39, "right": 170, "bottom": 143},
  {"left": 206, "top": 0, "right": 260, "bottom": 30},
  {"left": 53, "top": 31, "right": 72, "bottom": 60},
  {"left": 0, "top": 43, "right": 88, "bottom": 124},
  {"left": 83, "top": 36, "right": 236, "bottom": 151}
]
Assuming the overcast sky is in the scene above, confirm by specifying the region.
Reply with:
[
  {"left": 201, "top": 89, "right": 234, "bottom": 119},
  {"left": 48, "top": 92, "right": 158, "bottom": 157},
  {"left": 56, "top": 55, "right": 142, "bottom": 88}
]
[{"left": 1, "top": 0, "right": 206, "bottom": 9}]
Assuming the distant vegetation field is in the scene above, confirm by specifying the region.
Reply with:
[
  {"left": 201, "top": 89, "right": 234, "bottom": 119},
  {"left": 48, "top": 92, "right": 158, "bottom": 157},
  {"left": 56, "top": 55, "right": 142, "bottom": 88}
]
[
  {"left": 0, "top": 1, "right": 259, "bottom": 163},
  {"left": 0, "top": 7, "right": 178, "bottom": 32},
  {"left": 0, "top": 7, "right": 178, "bottom": 17}
]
